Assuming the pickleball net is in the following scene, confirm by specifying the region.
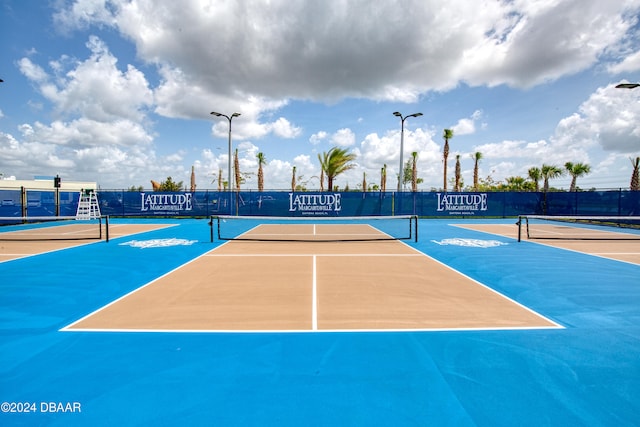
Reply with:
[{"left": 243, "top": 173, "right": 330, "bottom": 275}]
[
  {"left": 210, "top": 215, "right": 418, "bottom": 242},
  {"left": 516, "top": 215, "right": 640, "bottom": 241},
  {"left": 0, "top": 215, "right": 109, "bottom": 241}
]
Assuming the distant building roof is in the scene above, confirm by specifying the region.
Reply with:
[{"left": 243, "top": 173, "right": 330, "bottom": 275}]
[{"left": 0, "top": 177, "right": 97, "bottom": 191}]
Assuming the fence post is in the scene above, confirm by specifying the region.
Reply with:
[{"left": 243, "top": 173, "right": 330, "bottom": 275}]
[{"left": 618, "top": 188, "right": 622, "bottom": 216}]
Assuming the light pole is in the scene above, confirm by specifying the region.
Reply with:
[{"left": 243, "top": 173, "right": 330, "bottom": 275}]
[
  {"left": 393, "top": 111, "right": 423, "bottom": 192},
  {"left": 210, "top": 111, "right": 241, "bottom": 193}
]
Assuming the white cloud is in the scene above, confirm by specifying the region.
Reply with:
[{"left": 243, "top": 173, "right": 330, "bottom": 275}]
[
  {"left": 19, "top": 36, "right": 154, "bottom": 123},
  {"left": 23, "top": 118, "right": 153, "bottom": 148},
  {"left": 53, "top": 0, "right": 118, "bottom": 32},
  {"left": 5, "top": 0, "right": 639, "bottom": 190},
  {"left": 310, "top": 131, "right": 328, "bottom": 145},
  {"left": 331, "top": 128, "right": 355, "bottom": 147},
  {"left": 17, "top": 58, "right": 49, "bottom": 82},
  {"left": 452, "top": 110, "right": 483, "bottom": 136},
  {"left": 270, "top": 117, "right": 302, "bottom": 139},
  {"left": 608, "top": 50, "right": 640, "bottom": 74},
  {"left": 461, "top": 0, "right": 636, "bottom": 88},
  {"left": 552, "top": 84, "right": 640, "bottom": 154},
  {"left": 53, "top": 0, "right": 640, "bottom": 104},
  {"left": 357, "top": 127, "right": 440, "bottom": 186}
]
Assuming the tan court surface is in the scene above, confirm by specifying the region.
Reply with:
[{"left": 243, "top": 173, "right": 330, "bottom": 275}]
[
  {"left": 0, "top": 223, "right": 174, "bottom": 261},
  {"left": 67, "top": 224, "right": 558, "bottom": 332},
  {"left": 454, "top": 223, "right": 640, "bottom": 265}
]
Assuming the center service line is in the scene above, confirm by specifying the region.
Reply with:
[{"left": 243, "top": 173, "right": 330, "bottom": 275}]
[{"left": 312, "top": 255, "right": 318, "bottom": 331}]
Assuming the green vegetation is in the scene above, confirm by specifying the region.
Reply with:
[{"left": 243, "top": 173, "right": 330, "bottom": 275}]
[
  {"left": 319, "top": 147, "right": 357, "bottom": 191},
  {"left": 155, "top": 177, "right": 184, "bottom": 192}
]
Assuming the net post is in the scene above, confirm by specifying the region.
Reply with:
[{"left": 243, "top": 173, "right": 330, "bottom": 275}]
[
  {"left": 516, "top": 216, "right": 522, "bottom": 242},
  {"left": 209, "top": 216, "right": 214, "bottom": 242},
  {"left": 105, "top": 215, "right": 110, "bottom": 242},
  {"left": 413, "top": 215, "right": 418, "bottom": 242}
]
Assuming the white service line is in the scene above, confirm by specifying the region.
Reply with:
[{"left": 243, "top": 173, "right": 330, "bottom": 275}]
[
  {"left": 593, "top": 252, "right": 640, "bottom": 255},
  {"left": 312, "top": 255, "right": 318, "bottom": 331}
]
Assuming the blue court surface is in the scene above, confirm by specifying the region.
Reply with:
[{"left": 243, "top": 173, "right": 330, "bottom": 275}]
[{"left": 1, "top": 218, "right": 639, "bottom": 426}]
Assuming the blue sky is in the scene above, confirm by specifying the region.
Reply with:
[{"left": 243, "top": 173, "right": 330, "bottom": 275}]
[{"left": 1, "top": 0, "right": 640, "bottom": 191}]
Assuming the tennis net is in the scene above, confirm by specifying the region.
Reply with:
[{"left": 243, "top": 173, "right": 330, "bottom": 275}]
[
  {"left": 210, "top": 215, "right": 418, "bottom": 242},
  {"left": 0, "top": 216, "right": 109, "bottom": 241},
  {"left": 516, "top": 215, "right": 640, "bottom": 241}
]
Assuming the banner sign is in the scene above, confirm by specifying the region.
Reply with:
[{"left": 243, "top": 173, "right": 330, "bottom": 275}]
[
  {"left": 39, "top": 189, "right": 637, "bottom": 218},
  {"left": 288, "top": 193, "right": 341, "bottom": 215},
  {"left": 140, "top": 192, "right": 192, "bottom": 213},
  {"left": 436, "top": 193, "right": 488, "bottom": 215}
]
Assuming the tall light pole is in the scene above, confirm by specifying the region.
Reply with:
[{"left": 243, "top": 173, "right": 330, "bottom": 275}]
[
  {"left": 393, "top": 111, "right": 423, "bottom": 192},
  {"left": 210, "top": 111, "right": 241, "bottom": 192}
]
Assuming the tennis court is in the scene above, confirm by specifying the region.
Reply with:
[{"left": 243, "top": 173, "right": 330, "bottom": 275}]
[{"left": 1, "top": 217, "right": 639, "bottom": 426}]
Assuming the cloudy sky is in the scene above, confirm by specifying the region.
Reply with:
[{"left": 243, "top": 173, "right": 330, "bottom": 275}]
[{"left": 1, "top": 0, "right": 640, "bottom": 191}]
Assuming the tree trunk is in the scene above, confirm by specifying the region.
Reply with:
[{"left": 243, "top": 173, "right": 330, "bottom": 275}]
[
  {"left": 443, "top": 141, "right": 449, "bottom": 192},
  {"left": 234, "top": 149, "right": 240, "bottom": 191}
]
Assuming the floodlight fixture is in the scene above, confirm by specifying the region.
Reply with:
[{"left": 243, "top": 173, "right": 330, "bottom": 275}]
[
  {"left": 393, "top": 111, "right": 423, "bottom": 192},
  {"left": 615, "top": 83, "right": 640, "bottom": 89},
  {"left": 210, "top": 112, "right": 241, "bottom": 201}
]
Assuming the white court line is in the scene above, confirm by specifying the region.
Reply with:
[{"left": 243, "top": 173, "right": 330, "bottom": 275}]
[
  {"left": 0, "top": 241, "right": 103, "bottom": 264},
  {"left": 60, "top": 248, "right": 214, "bottom": 331},
  {"left": 593, "top": 252, "right": 640, "bottom": 255},
  {"left": 312, "top": 255, "right": 318, "bottom": 331},
  {"left": 238, "top": 233, "right": 383, "bottom": 237},
  {"left": 204, "top": 253, "right": 423, "bottom": 257},
  {"left": 62, "top": 224, "right": 563, "bottom": 334},
  {"left": 63, "top": 325, "right": 563, "bottom": 334}
]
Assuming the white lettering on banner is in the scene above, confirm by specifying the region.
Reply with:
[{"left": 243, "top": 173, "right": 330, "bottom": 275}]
[
  {"left": 436, "top": 193, "right": 488, "bottom": 215},
  {"left": 289, "top": 193, "right": 341, "bottom": 215},
  {"left": 140, "top": 193, "right": 192, "bottom": 212}
]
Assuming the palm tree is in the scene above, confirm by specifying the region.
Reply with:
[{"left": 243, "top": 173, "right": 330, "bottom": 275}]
[
  {"left": 190, "top": 165, "right": 196, "bottom": 192},
  {"left": 564, "top": 162, "right": 591, "bottom": 192},
  {"left": 317, "top": 152, "right": 328, "bottom": 191},
  {"left": 472, "top": 152, "right": 482, "bottom": 191},
  {"left": 211, "top": 167, "right": 223, "bottom": 191},
  {"left": 291, "top": 166, "right": 296, "bottom": 192},
  {"left": 442, "top": 129, "right": 454, "bottom": 191},
  {"left": 158, "top": 176, "right": 183, "bottom": 192},
  {"left": 411, "top": 152, "right": 418, "bottom": 192},
  {"left": 256, "top": 152, "right": 266, "bottom": 191},
  {"left": 380, "top": 164, "right": 387, "bottom": 193},
  {"left": 631, "top": 157, "right": 640, "bottom": 191},
  {"left": 528, "top": 167, "right": 542, "bottom": 192},
  {"left": 454, "top": 154, "right": 461, "bottom": 192},
  {"left": 324, "top": 147, "right": 357, "bottom": 191},
  {"left": 541, "top": 164, "right": 564, "bottom": 192},
  {"left": 362, "top": 172, "right": 367, "bottom": 192},
  {"left": 402, "top": 159, "right": 413, "bottom": 189},
  {"left": 505, "top": 176, "right": 526, "bottom": 191},
  {"left": 233, "top": 149, "right": 241, "bottom": 191}
]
